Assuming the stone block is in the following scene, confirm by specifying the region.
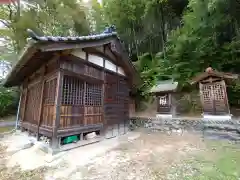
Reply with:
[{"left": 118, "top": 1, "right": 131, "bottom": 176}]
[{"left": 86, "top": 132, "right": 97, "bottom": 140}]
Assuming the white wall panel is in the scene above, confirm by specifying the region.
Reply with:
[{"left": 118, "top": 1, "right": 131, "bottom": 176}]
[
  {"left": 117, "top": 66, "right": 126, "bottom": 76},
  {"left": 88, "top": 54, "right": 104, "bottom": 67},
  {"left": 71, "top": 49, "right": 86, "bottom": 60},
  {"left": 105, "top": 60, "right": 117, "bottom": 72}
]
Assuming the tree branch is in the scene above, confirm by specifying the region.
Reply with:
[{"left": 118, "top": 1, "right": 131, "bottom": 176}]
[{"left": 0, "top": 19, "right": 10, "bottom": 28}]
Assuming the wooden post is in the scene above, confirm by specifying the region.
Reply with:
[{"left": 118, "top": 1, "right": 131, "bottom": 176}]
[
  {"left": 21, "top": 80, "right": 29, "bottom": 131},
  {"left": 222, "top": 80, "right": 230, "bottom": 115},
  {"left": 36, "top": 67, "right": 46, "bottom": 140},
  {"left": 171, "top": 93, "right": 177, "bottom": 117},
  {"left": 52, "top": 70, "right": 63, "bottom": 149},
  {"left": 102, "top": 47, "right": 106, "bottom": 135},
  {"left": 83, "top": 81, "right": 86, "bottom": 125},
  {"left": 15, "top": 85, "right": 23, "bottom": 129},
  {"left": 199, "top": 83, "right": 205, "bottom": 116}
]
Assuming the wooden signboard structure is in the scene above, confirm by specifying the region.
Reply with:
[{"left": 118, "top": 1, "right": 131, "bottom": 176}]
[
  {"left": 4, "top": 27, "right": 138, "bottom": 150},
  {"left": 150, "top": 79, "right": 178, "bottom": 118},
  {"left": 190, "top": 67, "right": 238, "bottom": 120}
]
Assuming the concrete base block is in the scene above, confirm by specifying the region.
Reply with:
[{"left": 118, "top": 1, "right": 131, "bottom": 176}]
[
  {"left": 105, "top": 127, "right": 114, "bottom": 139},
  {"left": 113, "top": 124, "right": 119, "bottom": 137},
  {"left": 203, "top": 115, "right": 232, "bottom": 121},
  {"left": 119, "top": 124, "right": 125, "bottom": 135},
  {"left": 156, "top": 114, "right": 172, "bottom": 119}
]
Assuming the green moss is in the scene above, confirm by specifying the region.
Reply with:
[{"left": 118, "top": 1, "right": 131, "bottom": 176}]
[{"left": 0, "top": 127, "right": 14, "bottom": 133}]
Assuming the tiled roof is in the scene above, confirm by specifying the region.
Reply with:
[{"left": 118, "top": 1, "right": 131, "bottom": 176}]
[
  {"left": 27, "top": 27, "right": 118, "bottom": 42},
  {"left": 190, "top": 71, "right": 238, "bottom": 85},
  {"left": 4, "top": 26, "right": 140, "bottom": 88}
]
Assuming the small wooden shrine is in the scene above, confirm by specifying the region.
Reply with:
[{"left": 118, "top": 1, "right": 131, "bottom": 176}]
[
  {"left": 190, "top": 67, "right": 238, "bottom": 119},
  {"left": 150, "top": 79, "right": 178, "bottom": 118},
  {"left": 4, "top": 27, "right": 138, "bottom": 150}
]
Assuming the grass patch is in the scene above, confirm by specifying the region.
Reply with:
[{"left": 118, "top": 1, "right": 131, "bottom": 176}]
[
  {"left": 0, "top": 126, "right": 14, "bottom": 133},
  {"left": 169, "top": 140, "right": 240, "bottom": 180}
]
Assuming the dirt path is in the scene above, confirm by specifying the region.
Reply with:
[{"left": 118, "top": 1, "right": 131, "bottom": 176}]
[
  {"left": 0, "top": 131, "right": 205, "bottom": 180},
  {"left": 66, "top": 131, "right": 204, "bottom": 180}
]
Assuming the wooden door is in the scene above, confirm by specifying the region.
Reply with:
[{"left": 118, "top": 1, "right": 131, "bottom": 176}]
[
  {"left": 104, "top": 72, "right": 129, "bottom": 138},
  {"left": 200, "top": 80, "right": 229, "bottom": 115}
]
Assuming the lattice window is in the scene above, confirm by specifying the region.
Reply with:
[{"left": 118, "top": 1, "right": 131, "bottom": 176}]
[
  {"left": 202, "top": 84, "right": 212, "bottom": 101},
  {"left": 44, "top": 78, "right": 57, "bottom": 104},
  {"left": 213, "top": 83, "right": 224, "bottom": 100},
  {"left": 85, "top": 83, "right": 102, "bottom": 106},
  {"left": 62, "top": 75, "right": 84, "bottom": 105}
]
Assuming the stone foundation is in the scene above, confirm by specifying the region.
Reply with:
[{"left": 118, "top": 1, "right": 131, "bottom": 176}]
[{"left": 130, "top": 117, "right": 240, "bottom": 141}]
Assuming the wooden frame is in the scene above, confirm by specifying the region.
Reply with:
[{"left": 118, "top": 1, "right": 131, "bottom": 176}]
[
  {"left": 192, "top": 70, "right": 236, "bottom": 116},
  {"left": 6, "top": 37, "right": 134, "bottom": 149}
]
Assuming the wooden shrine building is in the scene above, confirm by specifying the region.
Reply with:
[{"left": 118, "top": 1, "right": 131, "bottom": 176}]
[
  {"left": 150, "top": 79, "right": 178, "bottom": 118},
  {"left": 4, "top": 27, "right": 138, "bottom": 149},
  {"left": 190, "top": 67, "right": 238, "bottom": 120}
]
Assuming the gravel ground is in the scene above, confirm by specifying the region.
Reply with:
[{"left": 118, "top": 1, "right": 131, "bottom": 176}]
[
  {"left": 0, "top": 130, "right": 205, "bottom": 180},
  {"left": 67, "top": 131, "right": 205, "bottom": 180}
]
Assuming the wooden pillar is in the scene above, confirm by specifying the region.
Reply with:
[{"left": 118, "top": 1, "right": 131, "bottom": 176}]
[
  {"left": 199, "top": 82, "right": 205, "bottom": 115},
  {"left": 37, "top": 67, "right": 46, "bottom": 140},
  {"left": 102, "top": 47, "right": 106, "bottom": 132},
  {"left": 222, "top": 80, "right": 230, "bottom": 114},
  {"left": 15, "top": 85, "right": 23, "bottom": 129},
  {"left": 171, "top": 93, "right": 177, "bottom": 117},
  {"left": 52, "top": 70, "right": 63, "bottom": 149},
  {"left": 83, "top": 81, "right": 86, "bottom": 125},
  {"left": 21, "top": 80, "right": 29, "bottom": 131}
]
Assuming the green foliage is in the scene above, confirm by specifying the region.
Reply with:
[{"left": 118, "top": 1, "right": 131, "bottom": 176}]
[
  {"left": 0, "top": 84, "right": 19, "bottom": 117},
  {"left": 153, "top": 0, "right": 240, "bottom": 105},
  {"left": 102, "top": 0, "right": 184, "bottom": 59},
  {"left": 0, "top": 0, "right": 91, "bottom": 54},
  {"left": 134, "top": 53, "right": 160, "bottom": 98}
]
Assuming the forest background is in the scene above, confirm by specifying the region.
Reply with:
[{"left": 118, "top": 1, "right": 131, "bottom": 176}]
[{"left": 0, "top": 0, "right": 240, "bottom": 116}]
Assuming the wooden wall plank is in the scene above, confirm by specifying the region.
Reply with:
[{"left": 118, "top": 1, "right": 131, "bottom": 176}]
[
  {"left": 21, "top": 80, "right": 29, "bottom": 128},
  {"left": 52, "top": 70, "right": 63, "bottom": 149},
  {"left": 37, "top": 68, "right": 46, "bottom": 140}
]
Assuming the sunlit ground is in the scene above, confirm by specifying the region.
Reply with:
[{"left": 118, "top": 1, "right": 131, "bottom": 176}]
[{"left": 0, "top": 130, "right": 240, "bottom": 179}]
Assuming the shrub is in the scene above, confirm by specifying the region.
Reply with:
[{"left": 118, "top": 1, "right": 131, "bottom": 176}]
[{"left": 0, "top": 85, "right": 19, "bottom": 117}]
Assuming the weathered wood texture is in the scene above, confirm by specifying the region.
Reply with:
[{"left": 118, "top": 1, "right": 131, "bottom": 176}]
[
  {"left": 60, "top": 56, "right": 104, "bottom": 82},
  {"left": 42, "top": 77, "right": 57, "bottom": 128},
  {"left": 129, "top": 98, "right": 135, "bottom": 117},
  {"left": 104, "top": 71, "right": 129, "bottom": 125},
  {"left": 59, "top": 75, "right": 103, "bottom": 129},
  {"left": 20, "top": 56, "right": 59, "bottom": 134},
  {"left": 19, "top": 50, "right": 132, "bottom": 141},
  {"left": 200, "top": 79, "right": 229, "bottom": 115},
  {"left": 24, "top": 81, "right": 42, "bottom": 125}
]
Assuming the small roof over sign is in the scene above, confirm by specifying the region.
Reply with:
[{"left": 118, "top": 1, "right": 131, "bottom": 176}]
[{"left": 150, "top": 79, "right": 178, "bottom": 93}]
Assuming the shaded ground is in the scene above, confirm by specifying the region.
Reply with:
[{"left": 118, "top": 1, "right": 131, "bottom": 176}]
[
  {"left": 1, "top": 130, "right": 240, "bottom": 180},
  {"left": 0, "top": 116, "right": 15, "bottom": 129}
]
